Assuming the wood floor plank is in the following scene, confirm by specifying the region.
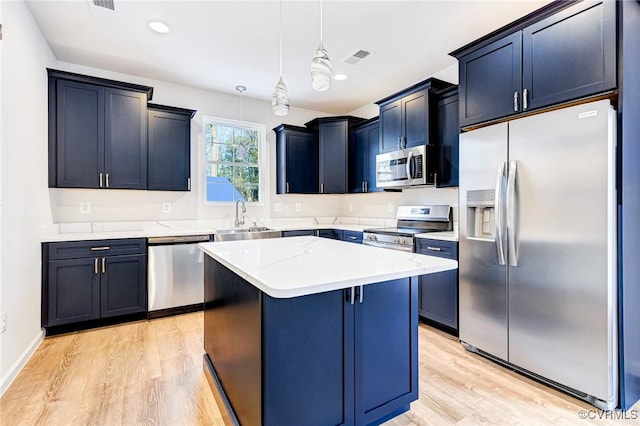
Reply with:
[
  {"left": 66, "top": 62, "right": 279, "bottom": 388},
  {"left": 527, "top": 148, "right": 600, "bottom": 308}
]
[{"left": 1, "top": 312, "right": 639, "bottom": 425}]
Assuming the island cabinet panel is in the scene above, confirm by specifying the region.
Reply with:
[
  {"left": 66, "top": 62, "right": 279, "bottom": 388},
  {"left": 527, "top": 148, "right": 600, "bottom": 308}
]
[
  {"left": 203, "top": 256, "right": 418, "bottom": 426},
  {"left": 263, "top": 290, "right": 354, "bottom": 426},
  {"left": 454, "top": 0, "right": 616, "bottom": 128},
  {"left": 355, "top": 278, "right": 418, "bottom": 424}
]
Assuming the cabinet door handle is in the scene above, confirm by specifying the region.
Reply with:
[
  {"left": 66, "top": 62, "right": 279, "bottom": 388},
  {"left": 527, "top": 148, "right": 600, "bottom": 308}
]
[
  {"left": 94, "top": 258, "right": 99, "bottom": 274},
  {"left": 99, "top": 172, "right": 103, "bottom": 188},
  {"left": 513, "top": 91, "right": 519, "bottom": 112},
  {"left": 397, "top": 137, "right": 401, "bottom": 150},
  {"left": 90, "top": 246, "right": 110, "bottom": 251},
  {"left": 101, "top": 258, "right": 106, "bottom": 274},
  {"left": 523, "top": 88, "right": 529, "bottom": 110},
  {"left": 364, "top": 181, "right": 368, "bottom": 192},
  {"left": 187, "top": 178, "right": 191, "bottom": 191},
  {"left": 321, "top": 183, "right": 324, "bottom": 194},
  {"left": 286, "top": 182, "right": 290, "bottom": 193},
  {"left": 402, "top": 137, "right": 407, "bottom": 149},
  {"left": 359, "top": 285, "right": 364, "bottom": 303},
  {"left": 106, "top": 173, "right": 110, "bottom": 188},
  {"left": 426, "top": 246, "right": 442, "bottom": 252},
  {"left": 350, "top": 287, "right": 356, "bottom": 305}
]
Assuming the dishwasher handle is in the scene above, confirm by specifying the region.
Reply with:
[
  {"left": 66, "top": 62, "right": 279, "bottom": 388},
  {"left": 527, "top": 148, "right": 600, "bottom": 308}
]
[{"left": 148, "top": 235, "right": 211, "bottom": 245}]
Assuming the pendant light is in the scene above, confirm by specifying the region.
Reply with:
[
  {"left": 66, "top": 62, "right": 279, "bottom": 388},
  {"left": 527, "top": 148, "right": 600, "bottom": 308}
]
[
  {"left": 310, "top": 0, "right": 332, "bottom": 92},
  {"left": 272, "top": 0, "right": 290, "bottom": 116}
]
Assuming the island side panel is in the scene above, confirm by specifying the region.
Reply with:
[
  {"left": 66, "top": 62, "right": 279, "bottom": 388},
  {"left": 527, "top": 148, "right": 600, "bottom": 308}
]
[
  {"left": 355, "top": 277, "right": 419, "bottom": 425},
  {"left": 204, "top": 256, "right": 262, "bottom": 426},
  {"left": 263, "top": 290, "right": 355, "bottom": 426}
]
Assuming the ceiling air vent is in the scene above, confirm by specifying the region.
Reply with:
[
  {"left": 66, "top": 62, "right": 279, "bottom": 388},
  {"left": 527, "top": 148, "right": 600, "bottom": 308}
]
[
  {"left": 342, "top": 48, "right": 374, "bottom": 65},
  {"left": 93, "top": 0, "right": 115, "bottom": 10}
]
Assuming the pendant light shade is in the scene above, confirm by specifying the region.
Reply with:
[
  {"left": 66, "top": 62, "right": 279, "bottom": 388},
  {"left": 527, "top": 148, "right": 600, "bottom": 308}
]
[
  {"left": 272, "top": 0, "right": 290, "bottom": 116},
  {"left": 311, "top": 42, "right": 332, "bottom": 92},
  {"left": 272, "top": 76, "right": 289, "bottom": 116},
  {"left": 310, "top": 0, "right": 332, "bottom": 92}
]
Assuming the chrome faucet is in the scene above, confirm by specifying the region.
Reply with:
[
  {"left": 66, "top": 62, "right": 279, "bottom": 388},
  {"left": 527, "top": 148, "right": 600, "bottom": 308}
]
[{"left": 235, "top": 199, "right": 246, "bottom": 228}]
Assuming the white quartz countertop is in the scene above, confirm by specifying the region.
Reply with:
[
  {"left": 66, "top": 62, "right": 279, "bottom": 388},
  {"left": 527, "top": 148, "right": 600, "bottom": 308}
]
[
  {"left": 198, "top": 236, "right": 458, "bottom": 299},
  {"left": 42, "top": 223, "right": 457, "bottom": 242}
]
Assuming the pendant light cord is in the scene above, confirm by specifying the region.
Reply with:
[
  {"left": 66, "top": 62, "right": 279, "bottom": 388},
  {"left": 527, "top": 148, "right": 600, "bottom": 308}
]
[
  {"left": 279, "top": 0, "right": 283, "bottom": 77},
  {"left": 319, "top": 0, "right": 323, "bottom": 42}
]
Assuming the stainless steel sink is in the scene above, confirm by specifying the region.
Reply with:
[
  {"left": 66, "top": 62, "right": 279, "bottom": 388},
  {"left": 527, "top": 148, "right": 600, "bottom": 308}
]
[{"left": 214, "top": 227, "right": 282, "bottom": 242}]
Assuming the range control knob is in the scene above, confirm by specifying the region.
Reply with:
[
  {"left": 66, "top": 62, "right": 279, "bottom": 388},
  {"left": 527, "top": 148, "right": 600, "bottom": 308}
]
[
  {"left": 393, "top": 236, "right": 400, "bottom": 244},
  {"left": 398, "top": 237, "right": 406, "bottom": 245},
  {"left": 367, "top": 234, "right": 377, "bottom": 242}
]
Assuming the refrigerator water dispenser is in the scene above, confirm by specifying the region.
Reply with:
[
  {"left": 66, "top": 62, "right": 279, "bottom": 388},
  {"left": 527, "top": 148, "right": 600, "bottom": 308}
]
[{"left": 466, "top": 189, "right": 496, "bottom": 239}]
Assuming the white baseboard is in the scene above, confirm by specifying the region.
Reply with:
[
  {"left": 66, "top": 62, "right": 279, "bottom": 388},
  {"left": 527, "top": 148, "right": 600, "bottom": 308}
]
[{"left": 0, "top": 329, "right": 44, "bottom": 397}]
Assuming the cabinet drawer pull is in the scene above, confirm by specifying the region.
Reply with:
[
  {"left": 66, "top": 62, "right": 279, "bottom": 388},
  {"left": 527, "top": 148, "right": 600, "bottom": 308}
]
[
  {"left": 90, "top": 246, "right": 110, "bottom": 251},
  {"left": 426, "top": 246, "right": 442, "bottom": 252},
  {"left": 348, "top": 236, "right": 358, "bottom": 240},
  {"left": 102, "top": 258, "right": 106, "bottom": 274},
  {"left": 94, "top": 258, "right": 99, "bottom": 274},
  {"left": 523, "top": 88, "right": 529, "bottom": 110},
  {"left": 513, "top": 91, "right": 519, "bottom": 112}
]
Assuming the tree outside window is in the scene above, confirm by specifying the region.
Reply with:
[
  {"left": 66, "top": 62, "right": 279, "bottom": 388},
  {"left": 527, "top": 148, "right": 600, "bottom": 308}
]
[{"left": 204, "top": 117, "right": 265, "bottom": 203}]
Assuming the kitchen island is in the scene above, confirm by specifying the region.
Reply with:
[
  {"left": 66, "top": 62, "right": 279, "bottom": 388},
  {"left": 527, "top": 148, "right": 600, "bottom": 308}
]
[{"left": 198, "top": 236, "right": 457, "bottom": 426}]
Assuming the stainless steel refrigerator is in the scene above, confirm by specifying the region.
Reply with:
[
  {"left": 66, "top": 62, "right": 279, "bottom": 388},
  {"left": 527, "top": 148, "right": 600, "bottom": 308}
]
[{"left": 459, "top": 100, "right": 618, "bottom": 410}]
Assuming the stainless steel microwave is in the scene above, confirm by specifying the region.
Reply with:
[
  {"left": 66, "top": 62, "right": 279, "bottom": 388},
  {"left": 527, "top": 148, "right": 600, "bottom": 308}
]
[{"left": 375, "top": 145, "right": 434, "bottom": 189}]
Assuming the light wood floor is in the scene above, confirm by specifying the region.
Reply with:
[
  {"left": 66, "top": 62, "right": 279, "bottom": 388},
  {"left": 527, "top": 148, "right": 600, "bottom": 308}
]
[{"left": 1, "top": 312, "right": 638, "bottom": 425}]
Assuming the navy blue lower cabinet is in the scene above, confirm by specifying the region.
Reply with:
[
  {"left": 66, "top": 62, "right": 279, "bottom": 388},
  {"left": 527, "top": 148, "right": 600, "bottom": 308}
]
[
  {"left": 318, "top": 229, "right": 343, "bottom": 240},
  {"left": 203, "top": 257, "right": 418, "bottom": 426},
  {"left": 416, "top": 238, "right": 458, "bottom": 334},
  {"left": 343, "top": 231, "right": 363, "bottom": 244},
  {"left": 281, "top": 229, "right": 317, "bottom": 237}
]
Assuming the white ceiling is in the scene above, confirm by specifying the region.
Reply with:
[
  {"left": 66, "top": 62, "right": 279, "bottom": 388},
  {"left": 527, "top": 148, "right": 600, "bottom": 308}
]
[{"left": 25, "top": 0, "right": 551, "bottom": 115}]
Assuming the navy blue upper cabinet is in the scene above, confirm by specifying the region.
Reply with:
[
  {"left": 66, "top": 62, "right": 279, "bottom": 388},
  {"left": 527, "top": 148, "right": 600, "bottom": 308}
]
[
  {"left": 457, "top": 32, "right": 522, "bottom": 128},
  {"left": 274, "top": 124, "right": 318, "bottom": 194},
  {"left": 521, "top": 0, "right": 616, "bottom": 111},
  {"left": 435, "top": 87, "right": 459, "bottom": 188},
  {"left": 147, "top": 104, "right": 196, "bottom": 191},
  {"left": 376, "top": 78, "right": 453, "bottom": 154},
  {"left": 306, "top": 116, "right": 365, "bottom": 194},
  {"left": 350, "top": 118, "right": 381, "bottom": 193},
  {"left": 48, "top": 69, "right": 153, "bottom": 189},
  {"left": 453, "top": 0, "right": 616, "bottom": 128}
]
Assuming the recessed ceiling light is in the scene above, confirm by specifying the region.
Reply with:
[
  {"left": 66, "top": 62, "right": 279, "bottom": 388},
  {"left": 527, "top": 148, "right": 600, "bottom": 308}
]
[
  {"left": 149, "top": 21, "right": 169, "bottom": 34},
  {"left": 334, "top": 74, "right": 348, "bottom": 81}
]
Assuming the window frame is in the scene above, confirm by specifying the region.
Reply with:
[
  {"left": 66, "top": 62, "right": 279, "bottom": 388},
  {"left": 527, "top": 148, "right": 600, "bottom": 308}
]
[{"left": 202, "top": 116, "right": 266, "bottom": 206}]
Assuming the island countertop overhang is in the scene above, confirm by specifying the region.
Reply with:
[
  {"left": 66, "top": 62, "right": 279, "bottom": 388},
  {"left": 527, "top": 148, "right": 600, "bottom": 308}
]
[{"left": 198, "top": 236, "right": 458, "bottom": 298}]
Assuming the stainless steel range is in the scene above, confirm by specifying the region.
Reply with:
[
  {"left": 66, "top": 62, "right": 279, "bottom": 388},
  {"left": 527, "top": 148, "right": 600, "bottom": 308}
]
[{"left": 363, "top": 205, "right": 452, "bottom": 252}]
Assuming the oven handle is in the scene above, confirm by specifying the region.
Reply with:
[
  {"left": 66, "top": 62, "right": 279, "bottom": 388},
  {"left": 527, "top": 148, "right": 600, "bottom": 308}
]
[{"left": 363, "top": 240, "right": 413, "bottom": 252}]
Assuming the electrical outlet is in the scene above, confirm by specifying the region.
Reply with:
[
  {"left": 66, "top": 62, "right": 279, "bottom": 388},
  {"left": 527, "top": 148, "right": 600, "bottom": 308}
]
[
  {"left": 274, "top": 203, "right": 282, "bottom": 212},
  {"left": 162, "top": 202, "right": 171, "bottom": 213},
  {"left": 295, "top": 203, "right": 302, "bottom": 212},
  {"left": 348, "top": 203, "right": 354, "bottom": 212},
  {"left": 1, "top": 311, "right": 7, "bottom": 334},
  {"left": 387, "top": 202, "right": 394, "bottom": 213},
  {"left": 80, "top": 202, "right": 91, "bottom": 214}
]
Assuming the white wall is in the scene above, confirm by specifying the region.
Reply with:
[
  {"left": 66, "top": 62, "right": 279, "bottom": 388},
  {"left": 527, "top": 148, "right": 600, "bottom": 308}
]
[
  {"left": 0, "top": 0, "right": 56, "bottom": 394},
  {"left": 50, "top": 62, "right": 342, "bottom": 226}
]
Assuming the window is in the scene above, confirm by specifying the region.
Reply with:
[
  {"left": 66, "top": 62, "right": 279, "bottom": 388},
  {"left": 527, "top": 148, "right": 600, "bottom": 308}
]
[{"left": 203, "top": 117, "right": 265, "bottom": 203}]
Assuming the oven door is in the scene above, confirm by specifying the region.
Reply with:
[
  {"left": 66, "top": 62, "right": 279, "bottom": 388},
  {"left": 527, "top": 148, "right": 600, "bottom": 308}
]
[{"left": 375, "top": 145, "right": 428, "bottom": 188}]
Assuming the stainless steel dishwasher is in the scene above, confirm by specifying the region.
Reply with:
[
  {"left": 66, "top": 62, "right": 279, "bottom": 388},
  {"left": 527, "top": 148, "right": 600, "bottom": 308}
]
[{"left": 147, "top": 234, "right": 211, "bottom": 318}]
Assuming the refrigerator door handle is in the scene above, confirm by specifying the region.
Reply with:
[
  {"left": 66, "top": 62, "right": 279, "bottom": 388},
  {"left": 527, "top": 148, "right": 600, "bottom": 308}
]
[
  {"left": 507, "top": 160, "right": 518, "bottom": 267},
  {"left": 495, "top": 162, "right": 507, "bottom": 265}
]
